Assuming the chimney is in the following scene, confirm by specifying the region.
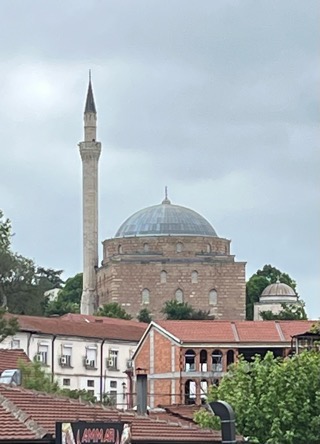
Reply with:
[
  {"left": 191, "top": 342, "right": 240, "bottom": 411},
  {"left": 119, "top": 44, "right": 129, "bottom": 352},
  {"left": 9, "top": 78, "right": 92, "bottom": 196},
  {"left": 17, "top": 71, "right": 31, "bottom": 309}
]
[{"left": 136, "top": 373, "right": 148, "bottom": 415}]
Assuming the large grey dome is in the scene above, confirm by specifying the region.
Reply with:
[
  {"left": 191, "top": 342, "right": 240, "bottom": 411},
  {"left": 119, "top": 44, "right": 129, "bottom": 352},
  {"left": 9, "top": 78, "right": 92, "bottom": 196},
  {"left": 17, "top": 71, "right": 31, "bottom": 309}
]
[{"left": 115, "top": 199, "right": 217, "bottom": 238}]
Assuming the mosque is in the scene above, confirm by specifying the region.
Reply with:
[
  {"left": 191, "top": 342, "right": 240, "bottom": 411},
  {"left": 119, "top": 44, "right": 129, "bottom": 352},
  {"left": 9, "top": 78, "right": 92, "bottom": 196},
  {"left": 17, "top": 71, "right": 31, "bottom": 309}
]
[{"left": 78, "top": 77, "right": 299, "bottom": 320}]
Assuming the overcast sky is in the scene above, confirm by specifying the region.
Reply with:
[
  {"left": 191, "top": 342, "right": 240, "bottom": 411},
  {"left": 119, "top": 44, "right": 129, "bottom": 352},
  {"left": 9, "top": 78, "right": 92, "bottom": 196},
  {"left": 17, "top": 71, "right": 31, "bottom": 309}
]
[{"left": 0, "top": 0, "right": 319, "bottom": 317}]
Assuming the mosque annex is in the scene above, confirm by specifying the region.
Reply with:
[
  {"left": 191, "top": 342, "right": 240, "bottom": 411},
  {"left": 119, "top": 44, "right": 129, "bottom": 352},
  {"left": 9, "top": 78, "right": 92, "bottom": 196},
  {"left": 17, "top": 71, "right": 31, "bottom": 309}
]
[{"left": 79, "top": 78, "right": 298, "bottom": 320}]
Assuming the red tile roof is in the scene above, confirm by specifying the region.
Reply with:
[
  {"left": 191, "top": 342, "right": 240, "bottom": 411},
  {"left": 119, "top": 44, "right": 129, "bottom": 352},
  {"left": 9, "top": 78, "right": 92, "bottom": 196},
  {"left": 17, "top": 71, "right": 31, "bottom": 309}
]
[
  {"left": 0, "top": 385, "right": 222, "bottom": 442},
  {"left": 155, "top": 320, "right": 316, "bottom": 344},
  {"left": 10, "top": 314, "right": 146, "bottom": 342},
  {"left": 0, "top": 349, "right": 30, "bottom": 374}
]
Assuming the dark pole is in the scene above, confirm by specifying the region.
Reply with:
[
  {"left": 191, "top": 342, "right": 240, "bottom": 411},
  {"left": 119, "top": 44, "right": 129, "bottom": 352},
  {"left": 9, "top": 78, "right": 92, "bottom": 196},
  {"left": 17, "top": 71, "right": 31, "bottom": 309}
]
[{"left": 207, "top": 401, "right": 237, "bottom": 444}]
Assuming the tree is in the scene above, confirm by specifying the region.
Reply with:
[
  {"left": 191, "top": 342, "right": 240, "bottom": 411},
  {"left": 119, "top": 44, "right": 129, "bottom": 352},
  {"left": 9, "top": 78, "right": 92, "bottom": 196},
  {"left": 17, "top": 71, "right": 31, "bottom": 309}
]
[
  {"left": 162, "top": 300, "right": 212, "bottom": 320},
  {"left": 97, "top": 302, "right": 132, "bottom": 320},
  {"left": 19, "top": 360, "right": 96, "bottom": 402},
  {"left": 194, "top": 351, "right": 320, "bottom": 444},
  {"left": 46, "top": 273, "right": 82, "bottom": 316},
  {"left": 246, "top": 264, "right": 298, "bottom": 320},
  {"left": 0, "top": 209, "right": 64, "bottom": 316},
  {"left": 0, "top": 309, "right": 18, "bottom": 342},
  {"left": 19, "top": 359, "right": 60, "bottom": 393},
  {"left": 260, "top": 302, "right": 307, "bottom": 320},
  {"left": 137, "top": 308, "right": 152, "bottom": 323}
]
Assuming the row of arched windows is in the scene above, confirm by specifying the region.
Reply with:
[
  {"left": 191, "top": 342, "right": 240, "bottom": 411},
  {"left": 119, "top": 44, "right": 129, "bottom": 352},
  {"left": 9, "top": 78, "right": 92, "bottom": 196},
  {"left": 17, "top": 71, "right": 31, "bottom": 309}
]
[
  {"left": 116, "top": 242, "right": 226, "bottom": 255},
  {"left": 141, "top": 288, "right": 218, "bottom": 305}
]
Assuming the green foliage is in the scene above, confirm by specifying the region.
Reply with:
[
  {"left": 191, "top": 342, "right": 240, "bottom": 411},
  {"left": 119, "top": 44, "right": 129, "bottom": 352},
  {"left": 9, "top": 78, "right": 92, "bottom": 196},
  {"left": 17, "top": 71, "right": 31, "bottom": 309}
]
[
  {"left": 137, "top": 308, "right": 152, "bottom": 323},
  {"left": 0, "top": 209, "right": 64, "bottom": 315},
  {"left": 260, "top": 303, "right": 307, "bottom": 320},
  {"left": 60, "top": 388, "right": 96, "bottom": 403},
  {"left": 20, "top": 360, "right": 96, "bottom": 403},
  {"left": 97, "top": 302, "right": 132, "bottom": 320},
  {"left": 194, "top": 351, "right": 320, "bottom": 444},
  {"left": 46, "top": 273, "right": 82, "bottom": 316},
  {"left": 19, "top": 359, "right": 60, "bottom": 393},
  {"left": 0, "top": 308, "right": 18, "bottom": 342},
  {"left": 246, "top": 264, "right": 298, "bottom": 320},
  {"left": 162, "top": 300, "right": 212, "bottom": 320},
  {"left": 310, "top": 321, "right": 320, "bottom": 334}
]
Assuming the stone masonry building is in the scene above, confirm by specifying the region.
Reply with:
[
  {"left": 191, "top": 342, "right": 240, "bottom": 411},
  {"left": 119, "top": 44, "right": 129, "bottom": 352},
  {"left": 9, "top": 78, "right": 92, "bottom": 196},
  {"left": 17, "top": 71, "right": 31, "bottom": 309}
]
[{"left": 79, "top": 77, "right": 246, "bottom": 319}]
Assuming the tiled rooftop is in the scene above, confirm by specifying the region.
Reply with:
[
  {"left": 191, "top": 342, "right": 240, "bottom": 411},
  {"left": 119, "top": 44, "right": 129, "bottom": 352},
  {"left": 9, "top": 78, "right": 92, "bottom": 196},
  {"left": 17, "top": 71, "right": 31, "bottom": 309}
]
[
  {"left": 156, "top": 320, "right": 316, "bottom": 344},
  {"left": 0, "top": 349, "right": 30, "bottom": 374},
  {"left": 0, "top": 385, "right": 222, "bottom": 442},
  {"left": 10, "top": 313, "right": 146, "bottom": 342}
]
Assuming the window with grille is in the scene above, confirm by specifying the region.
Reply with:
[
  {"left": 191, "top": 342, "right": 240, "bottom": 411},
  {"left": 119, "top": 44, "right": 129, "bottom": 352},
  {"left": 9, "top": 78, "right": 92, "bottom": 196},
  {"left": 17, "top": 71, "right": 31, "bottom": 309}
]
[
  {"left": 87, "top": 380, "right": 94, "bottom": 387},
  {"left": 11, "top": 339, "right": 20, "bottom": 349},
  {"left": 160, "top": 270, "right": 167, "bottom": 283},
  {"left": 38, "top": 344, "right": 49, "bottom": 365},
  {"left": 109, "top": 350, "right": 118, "bottom": 370},
  {"left": 191, "top": 271, "right": 198, "bottom": 284},
  {"left": 110, "top": 380, "right": 117, "bottom": 388},
  {"left": 62, "top": 345, "right": 72, "bottom": 367},
  {"left": 86, "top": 348, "right": 97, "bottom": 368},
  {"left": 63, "top": 378, "right": 70, "bottom": 386},
  {"left": 209, "top": 289, "right": 217, "bottom": 306}
]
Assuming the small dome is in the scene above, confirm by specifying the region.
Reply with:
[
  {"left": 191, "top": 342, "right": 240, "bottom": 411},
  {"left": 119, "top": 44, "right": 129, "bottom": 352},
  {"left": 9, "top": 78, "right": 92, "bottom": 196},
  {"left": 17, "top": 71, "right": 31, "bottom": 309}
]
[
  {"left": 261, "top": 280, "right": 296, "bottom": 297},
  {"left": 115, "top": 199, "right": 217, "bottom": 238}
]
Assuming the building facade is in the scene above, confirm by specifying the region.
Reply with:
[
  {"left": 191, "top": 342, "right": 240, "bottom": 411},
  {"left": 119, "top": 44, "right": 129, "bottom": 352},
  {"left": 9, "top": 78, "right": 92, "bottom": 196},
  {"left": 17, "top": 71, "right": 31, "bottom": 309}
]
[
  {"left": 97, "top": 197, "right": 246, "bottom": 320},
  {"left": 0, "top": 314, "right": 146, "bottom": 408},
  {"left": 133, "top": 319, "right": 314, "bottom": 407}
]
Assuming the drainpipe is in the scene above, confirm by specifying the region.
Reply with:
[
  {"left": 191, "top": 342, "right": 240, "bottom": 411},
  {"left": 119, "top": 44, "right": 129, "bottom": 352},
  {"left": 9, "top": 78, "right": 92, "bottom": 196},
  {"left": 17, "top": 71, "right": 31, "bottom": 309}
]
[
  {"left": 100, "top": 338, "right": 107, "bottom": 402},
  {"left": 51, "top": 335, "right": 57, "bottom": 382},
  {"left": 207, "top": 401, "right": 236, "bottom": 444},
  {"left": 26, "top": 332, "right": 33, "bottom": 357},
  {"left": 136, "top": 373, "right": 148, "bottom": 415}
]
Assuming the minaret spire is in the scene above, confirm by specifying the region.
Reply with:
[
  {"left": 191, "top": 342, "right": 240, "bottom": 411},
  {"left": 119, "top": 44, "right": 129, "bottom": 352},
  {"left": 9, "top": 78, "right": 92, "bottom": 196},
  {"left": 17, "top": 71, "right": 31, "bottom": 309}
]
[{"left": 79, "top": 73, "right": 102, "bottom": 315}]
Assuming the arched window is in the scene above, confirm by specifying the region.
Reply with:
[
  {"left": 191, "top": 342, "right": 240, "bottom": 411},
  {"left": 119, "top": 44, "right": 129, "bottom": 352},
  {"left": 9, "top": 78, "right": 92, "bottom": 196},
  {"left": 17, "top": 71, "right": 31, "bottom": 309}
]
[
  {"left": 200, "top": 350, "right": 207, "bottom": 371},
  {"left": 209, "top": 289, "right": 217, "bottom": 306},
  {"left": 160, "top": 270, "right": 167, "bottom": 284},
  {"left": 212, "top": 350, "right": 223, "bottom": 372},
  {"left": 227, "top": 350, "right": 235, "bottom": 367},
  {"left": 191, "top": 271, "right": 198, "bottom": 284},
  {"left": 143, "top": 243, "right": 149, "bottom": 252},
  {"left": 200, "top": 379, "right": 208, "bottom": 403},
  {"left": 175, "top": 288, "right": 184, "bottom": 303},
  {"left": 184, "top": 379, "right": 196, "bottom": 405},
  {"left": 185, "top": 349, "right": 196, "bottom": 372},
  {"left": 176, "top": 242, "right": 183, "bottom": 253},
  {"left": 206, "top": 244, "right": 211, "bottom": 253},
  {"left": 118, "top": 245, "right": 123, "bottom": 254},
  {"left": 141, "top": 288, "right": 150, "bottom": 305}
]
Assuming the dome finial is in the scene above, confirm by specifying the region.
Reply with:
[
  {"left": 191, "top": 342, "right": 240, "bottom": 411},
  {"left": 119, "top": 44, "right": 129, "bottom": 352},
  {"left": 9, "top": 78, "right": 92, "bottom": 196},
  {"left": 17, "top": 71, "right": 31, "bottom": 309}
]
[
  {"left": 276, "top": 275, "right": 281, "bottom": 284},
  {"left": 162, "top": 186, "right": 171, "bottom": 204}
]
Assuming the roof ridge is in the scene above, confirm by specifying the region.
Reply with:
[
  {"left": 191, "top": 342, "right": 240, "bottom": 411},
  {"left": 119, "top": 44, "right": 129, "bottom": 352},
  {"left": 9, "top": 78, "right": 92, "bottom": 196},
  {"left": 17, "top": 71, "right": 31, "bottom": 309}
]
[{"left": 0, "top": 393, "right": 48, "bottom": 438}]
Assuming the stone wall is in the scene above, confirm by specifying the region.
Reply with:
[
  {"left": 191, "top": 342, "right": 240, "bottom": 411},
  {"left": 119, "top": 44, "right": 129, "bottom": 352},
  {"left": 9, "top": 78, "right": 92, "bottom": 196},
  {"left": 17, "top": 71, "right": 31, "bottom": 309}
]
[{"left": 97, "top": 235, "right": 246, "bottom": 320}]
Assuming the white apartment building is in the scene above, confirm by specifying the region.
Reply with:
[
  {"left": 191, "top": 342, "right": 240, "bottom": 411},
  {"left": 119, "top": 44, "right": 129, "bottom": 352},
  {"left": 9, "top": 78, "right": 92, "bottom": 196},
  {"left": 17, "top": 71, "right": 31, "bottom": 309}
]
[{"left": 0, "top": 313, "right": 146, "bottom": 409}]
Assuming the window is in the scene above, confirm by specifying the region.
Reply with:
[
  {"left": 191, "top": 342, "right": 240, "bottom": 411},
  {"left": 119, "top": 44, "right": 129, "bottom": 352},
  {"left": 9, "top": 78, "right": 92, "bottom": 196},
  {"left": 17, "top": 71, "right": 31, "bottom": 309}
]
[
  {"left": 184, "top": 380, "right": 196, "bottom": 405},
  {"left": 206, "top": 244, "right": 211, "bottom": 253},
  {"left": 11, "top": 339, "right": 20, "bottom": 349},
  {"left": 212, "top": 350, "right": 223, "bottom": 372},
  {"left": 87, "top": 379, "right": 94, "bottom": 387},
  {"left": 209, "top": 289, "right": 217, "bottom": 306},
  {"left": 185, "top": 349, "right": 196, "bottom": 372},
  {"left": 38, "top": 343, "right": 49, "bottom": 365},
  {"left": 63, "top": 378, "right": 70, "bottom": 386},
  {"left": 62, "top": 345, "right": 72, "bottom": 367},
  {"left": 87, "top": 389, "right": 95, "bottom": 397},
  {"left": 110, "top": 380, "right": 117, "bottom": 388},
  {"left": 143, "top": 243, "right": 149, "bottom": 252},
  {"left": 160, "top": 270, "right": 167, "bottom": 283},
  {"left": 176, "top": 242, "right": 183, "bottom": 253},
  {"left": 227, "top": 350, "right": 235, "bottom": 367},
  {"left": 191, "top": 271, "right": 198, "bottom": 284},
  {"left": 85, "top": 347, "right": 97, "bottom": 368},
  {"left": 200, "top": 379, "right": 208, "bottom": 403},
  {"left": 118, "top": 244, "right": 123, "bottom": 254},
  {"left": 141, "top": 288, "right": 150, "bottom": 304},
  {"left": 109, "top": 350, "right": 119, "bottom": 370},
  {"left": 200, "top": 349, "right": 208, "bottom": 371},
  {"left": 175, "top": 288, "right": 184, "bottom": 303}
]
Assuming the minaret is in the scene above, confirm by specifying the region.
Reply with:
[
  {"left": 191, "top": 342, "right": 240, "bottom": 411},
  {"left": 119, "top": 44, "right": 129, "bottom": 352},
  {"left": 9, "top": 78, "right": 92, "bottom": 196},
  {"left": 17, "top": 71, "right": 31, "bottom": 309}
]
[{"left": 79, "top": 73, "right": 101, "bottom": 315}]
